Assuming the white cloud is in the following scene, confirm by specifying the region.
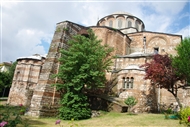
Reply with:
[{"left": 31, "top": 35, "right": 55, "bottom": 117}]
[
  {"left": 175, "top": 25, "right": 190, "bottom": 38},
  {"left": 1, "top": 0, "right": 18, "bottom": 9},
  {"left": 148, "top": 1, "right": 187, "bottom": 16},
  {"left": 1, "top": 1, "right": 189, "bottom": 63}
]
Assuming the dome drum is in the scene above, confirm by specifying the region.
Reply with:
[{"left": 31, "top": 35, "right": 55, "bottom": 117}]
[{"left": 97, "top": 12, "right": 145, "bottom": 34}]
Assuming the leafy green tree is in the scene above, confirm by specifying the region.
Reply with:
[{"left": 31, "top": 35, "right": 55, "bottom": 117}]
[
  {"left": 54, "top": 29, "right": 113, "bottom": 120},
  {"left": 0, "top": 72, "right": 11, "bottom": 92},
  {"left": 9, "top": 61, "right": 17, "bottom": 84},
  {"left": 0, "top": 61, "right": 17, "bottom": 93},
  {"left": 172, "top": 37, "right": 190, "bottom": 85}
]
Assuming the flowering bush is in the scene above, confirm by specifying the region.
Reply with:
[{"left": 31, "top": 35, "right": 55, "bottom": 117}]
[
  {"left": 179, "top": 107, "right": 190, "bottom": 126},
  {"left": 0, "top": 121, "right": 8, "bottom": 127},
  {"left": 55, "top": 119, "right": 61, "bottom": 125},
  {"left": 19, "top": 104, "right": 27, "bottom": 115},
  {"left": 0, "top": 104, "right": 29, "bottom": 127}
]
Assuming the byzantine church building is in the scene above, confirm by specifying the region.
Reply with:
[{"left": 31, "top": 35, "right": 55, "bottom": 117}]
[{"left": 8, "top": 12, "right": 190, "bottom": 117}]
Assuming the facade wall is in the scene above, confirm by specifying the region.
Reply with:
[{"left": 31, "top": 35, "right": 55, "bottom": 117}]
[
  {"left": 92, "top": 27, "right": 130, "bottom": 56},
  {"left": 128, "top": 32, "right": 181, "bottom": 55}
]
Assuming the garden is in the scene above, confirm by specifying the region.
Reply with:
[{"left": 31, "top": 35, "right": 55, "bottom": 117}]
[{"left": 0, "top": 100, "right": 189, "bottom": 127}]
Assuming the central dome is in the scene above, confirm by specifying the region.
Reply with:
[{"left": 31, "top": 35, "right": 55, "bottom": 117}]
[
  {"left": 97, "top": 12, "right": 145, "bottom": 34},
  {"left": 112, "top": 11, "right": 133, "bottom": 16}
]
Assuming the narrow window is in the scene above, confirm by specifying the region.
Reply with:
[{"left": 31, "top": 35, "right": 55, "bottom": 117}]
[
  {"left": 130, "top": 77, "right": 134, "bottom": 88},
  {"left": 128, "top": 21, "right": 132, "bottom": 27},
  {"left": 135, "top": 21, "right": 139, "bottom": 30},
  {"left": 109, "top": 20, "right": 113, "bottom": 27},
  {"left": 118, "top": 19, "right": 122, "bottom": 29},
  {"left": 126, "top": 77, "right": 129, "bottom": 88},
  {"left": 122, "top": 77, "right": 125, "bottom": 88}
]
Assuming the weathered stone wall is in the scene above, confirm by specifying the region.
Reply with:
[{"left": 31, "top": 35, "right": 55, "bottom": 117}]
[
  {"left": 92, "top": 27, "right": 131, "bottom": 56},
  {"left": 159, "top": 87, "right": 190, "bottom": 111},
  {"left": 115, "top": 55, "right": 157, "bottom": 112},
  {"left": 128, "top": 31, "right": 182, "bottom": 55},
  {"left": 113, "top": 32, "right": 182, "bottom": 112},
  {"left": 8, "top": 57, "right": 45, "bottom": 106}
]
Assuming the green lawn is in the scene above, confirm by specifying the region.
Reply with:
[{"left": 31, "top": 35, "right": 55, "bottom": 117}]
[
  {"left": 0, "top": 101, "right": 185, "bottom": 127},
  {"left": 17, "top": 112, "right": 185, "bottom": 127}
]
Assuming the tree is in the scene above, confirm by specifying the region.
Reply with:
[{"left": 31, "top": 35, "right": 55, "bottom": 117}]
[
  {"left": 172, "top": 37, "right": 190, "bottom": 85},
  {"left": 54, "top": 29, "right": 113, "bottom": 120},
  {"left": 9, "top": 61, "right": 17, "bottom": 84},
  {"left": 141, "top": 54, "right": 183, "bottom": 109},
  {"left": 0, "top": 72, "right": 11, "bottom": 92},
  {"left": 0, "top": 61, "right": 17, "bottom": 93}
]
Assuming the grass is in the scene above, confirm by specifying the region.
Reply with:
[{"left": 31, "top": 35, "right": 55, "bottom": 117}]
[
  {"left": 0, "top": 100, "right": 186, "bottom": 127},
  {"left": 15, "top": 112, "right": 185, "bottom": 127}
]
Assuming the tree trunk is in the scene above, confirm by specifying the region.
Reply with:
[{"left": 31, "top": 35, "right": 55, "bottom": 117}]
[
  {"left": 174, "top": 96, "right": 182, "bottom": 110},
  {"left": 168, "top": 86, "right": 182, "bottom": 110}
]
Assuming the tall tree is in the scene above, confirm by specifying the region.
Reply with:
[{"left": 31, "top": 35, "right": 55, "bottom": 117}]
[
  {"left": 0, "top": 62, "right": 17, "bottom": 92},
  {"left": 0, "top": 72, "right": 11, "bottom": 92},
  {"left": 172, "top": 37, "right": 190, "bottom": 85},
  {"left": 141, "top": 54, "right": 183, "bottom": 109},
  {"left": 9, "top": 61, "right": 17, "bottom": 84},
  {"left": 54, "top": 29, "right": 113, "bottom": 120}
]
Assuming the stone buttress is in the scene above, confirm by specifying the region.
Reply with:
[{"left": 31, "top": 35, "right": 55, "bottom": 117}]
[{"left": 27, "top": 21, "right": 86, "bottom": 117}]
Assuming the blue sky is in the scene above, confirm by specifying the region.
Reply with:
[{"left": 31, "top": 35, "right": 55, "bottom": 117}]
[{"left": 0, "top": 0, "right": 189, "bottom": 62}]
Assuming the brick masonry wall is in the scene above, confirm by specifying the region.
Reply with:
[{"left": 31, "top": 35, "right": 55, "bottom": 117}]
[
  {"left": 26, "top": 21, "right": 87, "bottom": 117},
  {"left": 8, "top": 58, "right": 44, "bottom": 106}
]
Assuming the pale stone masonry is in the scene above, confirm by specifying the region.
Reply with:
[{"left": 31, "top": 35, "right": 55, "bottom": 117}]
[{"left": 8, "top": 12, "right": 190, "bottom": 116}]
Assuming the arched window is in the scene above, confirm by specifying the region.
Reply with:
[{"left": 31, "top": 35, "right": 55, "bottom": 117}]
[
  {"left": 118, "top": 19, "right": 122, "bottom": 29},
  {"left": 109, "top": 20, "right": 113, "bottom": 27},
  {"left": 122, "top": 77, "right": 134, "bottom": 89},
  {"left": 128, "top": 21, "right": 132, "bottom": 27},
  {"left": 126, "top": 77, "right": 130, "bottom": 88},
  {"left": 135, "top": 21, "right": 139, "bottom": 30},
  {"left": 130, "top": 77, "right": 134, "bottom": 88}
]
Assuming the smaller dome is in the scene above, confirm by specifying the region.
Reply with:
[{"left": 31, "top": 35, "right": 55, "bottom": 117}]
[{"left": 17, "top": 54, "right": 46, "bottom": 61}]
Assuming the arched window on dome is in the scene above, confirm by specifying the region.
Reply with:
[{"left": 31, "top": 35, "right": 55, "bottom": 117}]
[
  {"left": 128, "top": 21, "right": 132, "bottom": 27},
  {"left": 135, "top": 21, "right": 139, "bottom": 30},
  {"left": 109, "top": 20, "right": 113, "bottom": 27},
  {"left": 118, "top": 19, "right": 122, "bottom": 29}
]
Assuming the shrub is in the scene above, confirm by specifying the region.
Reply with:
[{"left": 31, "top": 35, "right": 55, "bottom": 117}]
[
  {"left": 124, "top": 96, "right": 138, "bottom": 114},
  {"left": 179, "top": 107, "right": 190, "bottom": 126},
  {"left": 0, "top": 104, "right": 29, "bottom": 127}
]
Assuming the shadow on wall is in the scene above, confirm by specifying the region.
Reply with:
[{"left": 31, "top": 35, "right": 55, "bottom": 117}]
[{"left": 140, "top": 86, "right": 158, "bottom": 113}]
